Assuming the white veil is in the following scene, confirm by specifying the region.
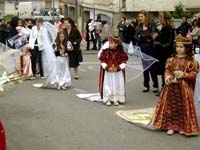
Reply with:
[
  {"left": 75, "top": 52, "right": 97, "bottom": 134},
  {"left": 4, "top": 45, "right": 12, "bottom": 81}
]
[
  {"left": 78, "top": 42, "right": 159, "bottom": 102},
  {"left": 0, "top": 43, "right": 20, "bottom": 74},
  {"left": 98, "top": 41, "right": 159, "bottom": 81},
  {"left": 41, "top": 22, "right": 58, "bottom": 75}
]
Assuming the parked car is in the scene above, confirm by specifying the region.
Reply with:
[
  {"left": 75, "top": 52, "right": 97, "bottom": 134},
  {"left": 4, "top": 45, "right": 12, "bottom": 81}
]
[{"left": 34, "top": 10, "right": 64, "bottom": 21}]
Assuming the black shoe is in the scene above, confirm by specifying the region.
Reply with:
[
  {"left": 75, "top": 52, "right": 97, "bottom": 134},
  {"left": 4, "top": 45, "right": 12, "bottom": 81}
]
[
  {"left": 142, "top": 87, "right": 149, "bottom": 92},
  {"left": 156, "top": 92, "right": 160, "bottom": 97},
  {"left": 74, "top": 76, "right": 79, "bottom": 80}
]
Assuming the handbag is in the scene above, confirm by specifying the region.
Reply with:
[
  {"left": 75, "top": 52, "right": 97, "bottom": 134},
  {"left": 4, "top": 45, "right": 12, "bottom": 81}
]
[{"left": 67, "top": 41, "right": 73, "bottom": 51}]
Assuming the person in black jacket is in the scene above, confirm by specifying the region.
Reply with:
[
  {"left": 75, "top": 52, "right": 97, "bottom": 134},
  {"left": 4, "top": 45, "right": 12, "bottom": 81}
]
[
  {"left": 62, "top": 17, "right": 82, "bottom": 79},
  {"left": 134, "top": 10, "right": 159, "bottom": 93},
  {"left": 176, "top": 16, "right": 192, "bottom": 37},
  {"left": 152, "top": 11, "right": 175, "bottom": 95},
  {"left": 0, "top": 19, "right": 7, "bottom": 44}
]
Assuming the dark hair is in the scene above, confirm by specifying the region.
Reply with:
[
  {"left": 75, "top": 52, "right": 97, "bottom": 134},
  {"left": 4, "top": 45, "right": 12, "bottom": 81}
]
[
  {"left": 138, "top": 10, "right": 150, "bottom": 27},
  {"left": 64, "top": 17, "right": 76, "bottom": 28},
  {"left": 36, "top": 18, "right": 43, "bottom": 24},
  {"left": 96, "top": 15, "right": 101, "bottom": 21},
  {"left": 121, "top": 17, "right": 126, "bottom": 21},
  {"left": 192, "top": 19, "right": 197, "bottom": 26},
  {"left": 55, "top": 31, "right": 67, "bottom": 50},
  {"left": 102, "top": 20, "right": 107, "bottom": 25},
  {"left": 173, "top": 43, "right": 193, "bottom": 59},
  {"left": 87, "top": 19, "right": 92, "bottom": 24},
  {"left": 10, "top": 16, "right": 19, "bottom": 28},
  {"left": 111, "top": 36, "right": 124, "bottom": 51},
  {"left": 60, "top": 18, "right": 65, "bottom": 24},
  {"left": 182, "top": 16, "right": 188, "bottom": 20}
]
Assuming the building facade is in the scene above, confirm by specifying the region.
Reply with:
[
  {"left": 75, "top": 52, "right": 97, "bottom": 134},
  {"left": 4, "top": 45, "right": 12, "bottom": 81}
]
[{"left": 1, "top": 0, "right": 200, "bottom": 32}]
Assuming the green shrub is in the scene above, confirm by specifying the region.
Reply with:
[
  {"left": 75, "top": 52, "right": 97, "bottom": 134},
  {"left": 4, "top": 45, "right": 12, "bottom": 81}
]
[{"left": 4, "top": 15, "right": 16, "bottom": 21}]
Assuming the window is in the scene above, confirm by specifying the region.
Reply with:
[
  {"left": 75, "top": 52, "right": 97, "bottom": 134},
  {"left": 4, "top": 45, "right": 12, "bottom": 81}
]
[{"left": 122, "top": 0, "right": 126, "bottom": 8}]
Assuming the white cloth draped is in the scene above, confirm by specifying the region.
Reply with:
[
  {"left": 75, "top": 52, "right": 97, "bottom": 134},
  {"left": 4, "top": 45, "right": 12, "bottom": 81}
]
[
  {"left": 41, "top": 22, "right": 57, "bottom": 75},
  {"left": 34, "top": 22, "right": 71, "bottom": 89}
]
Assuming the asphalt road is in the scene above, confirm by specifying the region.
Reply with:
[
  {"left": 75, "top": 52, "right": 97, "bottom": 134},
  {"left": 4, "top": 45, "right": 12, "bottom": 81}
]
[{"left": 0, "top": 53, "right": 200, "bottom": 150}]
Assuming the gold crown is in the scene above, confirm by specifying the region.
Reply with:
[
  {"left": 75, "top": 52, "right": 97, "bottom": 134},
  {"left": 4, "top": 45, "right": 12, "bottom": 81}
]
[{"left": 176, "top": 34, "right": 192, "bottom": 44}]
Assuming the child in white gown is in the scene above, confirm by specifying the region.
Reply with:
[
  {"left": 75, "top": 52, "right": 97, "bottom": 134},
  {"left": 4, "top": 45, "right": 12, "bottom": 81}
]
[{"left": 44, "top": 31, "right": 71, "bottom": 89}]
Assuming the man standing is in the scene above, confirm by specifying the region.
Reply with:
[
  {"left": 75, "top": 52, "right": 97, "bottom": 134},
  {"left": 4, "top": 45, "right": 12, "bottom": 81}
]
[
  {"left": 28, "top": 18, "right": 44, "bottom": 79},
  {"left": 94, "top": 15, "right": 102, "bottom": 50},
  {"left": 176, "top": 16, "right": 192, "bottom": 37}
]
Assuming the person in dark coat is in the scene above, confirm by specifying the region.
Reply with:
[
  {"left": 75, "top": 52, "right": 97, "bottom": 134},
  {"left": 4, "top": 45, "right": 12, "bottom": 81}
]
[
  {"left": 152, "top": 12, "right": 175, "bottom": 94},
  {"left": 7, "top": 16, "right": 19, "bottom": 48},
  {"left": 134, "top": 10, "right": 158, "bottom": 93},
  {"left": 176, "top": 16, "right": 192, "bottom": 37},
  {"left": 0, "top": 19, "right": 7, "bottom": 44},
  {"left": 63, "top": 17, "right": 82, "bottom": 79}
]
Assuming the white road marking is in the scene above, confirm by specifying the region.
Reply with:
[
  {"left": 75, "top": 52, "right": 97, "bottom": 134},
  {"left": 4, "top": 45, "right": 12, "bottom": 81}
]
[{"left": 72, "top": 88, "right": 87, "bottom": 93}]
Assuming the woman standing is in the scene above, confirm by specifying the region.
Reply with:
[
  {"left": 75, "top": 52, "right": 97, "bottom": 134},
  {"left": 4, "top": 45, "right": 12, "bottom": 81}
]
[
  {"left": 153, "top": 12, "right": 175, "bottom": 89},
  {"left": 63, "top": 17, "right": 82, "bottom": 79},
  {"left": 134, "top": 10, "right": 158, "bottom": 92}
]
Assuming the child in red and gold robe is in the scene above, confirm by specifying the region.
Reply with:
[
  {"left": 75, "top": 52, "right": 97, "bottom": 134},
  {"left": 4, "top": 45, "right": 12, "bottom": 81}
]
[
  {"left": 153, "top": 34, "right": 199, "bottom": 136},
  {"left": 99, "top": 36, "right": 128, "bottom": 106}
]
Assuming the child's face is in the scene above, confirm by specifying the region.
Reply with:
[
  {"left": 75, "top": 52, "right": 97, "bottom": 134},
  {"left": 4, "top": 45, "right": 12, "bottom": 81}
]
[
  {"left": 59, "top": 34, "right": 65, "bottom": 42},
  {"left": 176, "top": 43, "right": 185, "bottom": 55},
  {"left": 23, "top": 48, "right": 28, "bottom": 53},
  {"left": 109, "top": 41, "right": 118, "bottom": 49}
]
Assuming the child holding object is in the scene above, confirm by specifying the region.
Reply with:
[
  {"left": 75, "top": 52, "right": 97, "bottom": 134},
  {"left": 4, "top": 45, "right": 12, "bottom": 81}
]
[
  {"left": 153, "top": 34, "right": 199, "bottom": 136},
  {"left": 44, "top": 31, "right": 71, "bottom": 90},
  {"left": 99, "top": 36, "right": 128, "bottom": 106}
]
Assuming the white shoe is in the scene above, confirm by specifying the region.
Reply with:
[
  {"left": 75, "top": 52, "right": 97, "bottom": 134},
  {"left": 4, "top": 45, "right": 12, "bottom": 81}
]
[
  {"left": 167, "top": 130, "right": 174, "bottom": 135},
  {"left": 106, "top": 101, "right": 111, "bottom": 106},
  {"left": 40, "top": 76, "right": 45, "bottom": 79},
  {"left": 179, "top": 131, "right": 184, "bottom": 135},
  {"left": 114, "top": 101, "right": 119, "bottom": 106},
  {"left": 57, "top": 86, "right": 61, "bottom": 90},
  {"left": 61, "top": 86, "right": 67, "bottom": 90},
  {"left": 30, "top": 76, "right": 36, "bottom": 80}
]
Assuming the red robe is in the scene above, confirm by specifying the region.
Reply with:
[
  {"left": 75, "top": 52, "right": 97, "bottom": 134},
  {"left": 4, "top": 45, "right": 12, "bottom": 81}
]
[
  {"left": 99, "top": 48, "right": 128, "bottom": 98},
  {"left": 153, "top": 56, "right": 199, "bottom": 135},
  {"left": 0, "top": 120, "right": 6, "bottom": 150}
]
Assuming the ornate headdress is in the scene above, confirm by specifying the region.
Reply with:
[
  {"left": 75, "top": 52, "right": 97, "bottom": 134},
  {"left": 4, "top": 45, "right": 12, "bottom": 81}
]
[
  {"left": 107, "top": 35, "right": 120, "bottom": 43},
  {"left": 176, "top": 34, "right": 192, "bottom": 44}
]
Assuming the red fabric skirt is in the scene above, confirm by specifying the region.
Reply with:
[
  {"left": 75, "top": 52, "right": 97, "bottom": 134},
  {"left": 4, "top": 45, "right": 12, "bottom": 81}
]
[{"left": 160, "top": 83, "right": 184, "bottom": 132}]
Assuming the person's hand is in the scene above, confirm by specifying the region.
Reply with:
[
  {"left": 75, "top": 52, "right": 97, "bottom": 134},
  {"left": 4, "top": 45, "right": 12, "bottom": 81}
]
[
  {"left": 152, "top": 32, "right": 158, "bottom": 40},
  {"left": 73, "top": 42, "right": 77, "bottom": 45},
  {"left": 108, "top": 67, "right": 117, "bottom": 72},
  {"left": 64, "top": 53, "right": 68, "bottom": 57},
  {"left": 165, "top": 75, "right": 172, "bottom": 85},
  {"left": 174, "top": 70, "right": 184, "bottom": 79}
]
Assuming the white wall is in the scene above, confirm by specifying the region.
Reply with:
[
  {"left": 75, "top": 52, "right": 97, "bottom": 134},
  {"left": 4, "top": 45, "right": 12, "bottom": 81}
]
[
  {"left": 125, "top": 0, "right": 181, "bottom": 12},
  {"left": 4, "top": 1, "right": 18, "bottom": 15}
]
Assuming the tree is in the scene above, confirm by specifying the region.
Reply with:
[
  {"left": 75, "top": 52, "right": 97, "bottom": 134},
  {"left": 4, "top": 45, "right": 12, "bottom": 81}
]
[{"left": 173, "top": 2, "right": 184, "bottom": 18}]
